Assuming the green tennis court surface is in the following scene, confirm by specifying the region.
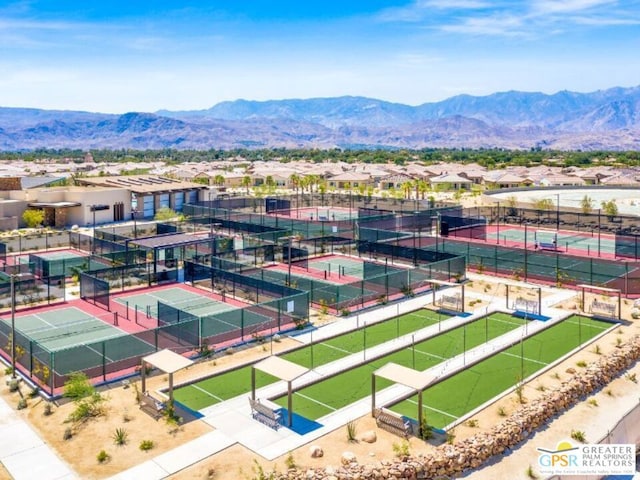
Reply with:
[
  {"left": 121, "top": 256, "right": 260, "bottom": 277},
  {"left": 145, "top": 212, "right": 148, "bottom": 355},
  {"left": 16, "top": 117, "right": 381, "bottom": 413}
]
[
  {"left": 487, "top": 227, "right": 616, "bottom": 253},
  {"left": 114, "top": 286, "right": 236, "bottom": 318},
  {"left": 307, "top": 256, "right": 366, "bottom": 278},
  {"left": 0, "top": 306, "right": 155, "bottom": 374},
  {"left": 389, "top": 315, "right": 609, "bottom": 428},
  {"left": 173, "top": 308, "right": 450, "bottom": 411}
]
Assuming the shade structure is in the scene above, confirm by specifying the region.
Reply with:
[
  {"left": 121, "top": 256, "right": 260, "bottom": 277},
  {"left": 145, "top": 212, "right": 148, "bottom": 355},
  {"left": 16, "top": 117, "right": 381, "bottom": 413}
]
[
  {"left": 374, "top": 362, "right": 437, "bottom": 391},
  {"left": 143, "top": 349, "right": 194, "bottom": 374},
  {"left": 252, "top": 356, "right": 309, "bottom": 427},
  {"left": 372, "top": 362, "right": 437, "bottom": 435},
  {"left": 141, "top": 349, "right": 194, "bottom": 405}
]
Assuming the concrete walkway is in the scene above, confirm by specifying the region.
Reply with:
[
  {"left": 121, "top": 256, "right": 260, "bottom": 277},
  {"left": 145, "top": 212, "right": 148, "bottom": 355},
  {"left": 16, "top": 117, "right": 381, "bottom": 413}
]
[{"left": 0, "top": 393, "right": 77, "bottom": 480}]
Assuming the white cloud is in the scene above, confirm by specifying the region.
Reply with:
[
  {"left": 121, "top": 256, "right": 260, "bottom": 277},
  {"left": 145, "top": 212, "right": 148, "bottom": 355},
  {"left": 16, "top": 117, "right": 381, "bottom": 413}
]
[{"left": 532, "top": 0, "right": 617, "bottom": 14}]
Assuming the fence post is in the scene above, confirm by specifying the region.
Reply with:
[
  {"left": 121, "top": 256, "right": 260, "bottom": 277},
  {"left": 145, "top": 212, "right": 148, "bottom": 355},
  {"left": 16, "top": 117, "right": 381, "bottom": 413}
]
[
  {"left": 102, "top": 341, "right": 106, "bottom": 381},
  {"left": 50, "top": 352, "right": 55, "bottom": 396},
  {"left": 241, "top": 309, "right": 245, "bottom": 342}
]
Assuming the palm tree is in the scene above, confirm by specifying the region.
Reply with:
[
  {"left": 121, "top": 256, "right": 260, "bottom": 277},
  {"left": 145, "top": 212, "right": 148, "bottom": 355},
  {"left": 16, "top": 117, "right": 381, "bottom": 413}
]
[
  {"left": 289, "top": 174, "right": 301, "bottom": 208},
  {"left": 241, "top": 175, "right": 252, "bottom": 194},
  {"left": 213, "top": 174, "right": 225, "bottom": 187}
]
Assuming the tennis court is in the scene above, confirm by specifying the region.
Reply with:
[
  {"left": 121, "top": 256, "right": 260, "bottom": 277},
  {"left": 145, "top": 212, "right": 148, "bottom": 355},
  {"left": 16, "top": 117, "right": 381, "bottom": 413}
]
[
  {"left": 306, "top": 255, "right": 368, "bottom": 279},
  {"left": 272, "top": 206, "right": 359, "bottom": 221},
  {"left": 114, "top": 286, "right": 237, "bottom": 319},
  {"left": 0, "top": 306, "right": 155, "bottom": 374},
  {"left": 486, "top": 226, "right": 617, "bottom": 254},
  {"left": 173, "top": 308, "right": 451, "bottom": 411}
]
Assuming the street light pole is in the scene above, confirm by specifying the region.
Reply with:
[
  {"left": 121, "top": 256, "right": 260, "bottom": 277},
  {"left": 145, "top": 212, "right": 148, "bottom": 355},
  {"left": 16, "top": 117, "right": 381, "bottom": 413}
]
[
  {"left": 496, "top": 201, "right": 500, "bottom": 245},
  {"left": 10, "top": 273, "right": 16, "bottom": 379}
]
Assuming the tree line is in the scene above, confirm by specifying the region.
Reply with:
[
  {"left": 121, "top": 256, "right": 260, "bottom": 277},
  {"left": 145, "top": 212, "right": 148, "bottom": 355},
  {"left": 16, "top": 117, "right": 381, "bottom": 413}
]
[{"left": 2, "top": 148, "right": 640, "bottom": 169}]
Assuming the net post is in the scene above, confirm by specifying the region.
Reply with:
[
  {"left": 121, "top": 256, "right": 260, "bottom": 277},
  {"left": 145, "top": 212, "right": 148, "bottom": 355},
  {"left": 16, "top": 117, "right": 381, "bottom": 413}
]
[
  {"left": 125, "top": 301, "right": 129, "bottom": 320},
  {"left": 113, "top": 312, "right": 118, "bottom": 326}
]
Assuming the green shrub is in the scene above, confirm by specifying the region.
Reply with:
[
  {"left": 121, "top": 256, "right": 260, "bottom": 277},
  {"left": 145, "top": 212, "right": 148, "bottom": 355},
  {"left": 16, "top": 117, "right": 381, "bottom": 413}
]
[
  {"left": 139, "top": 439, "right": 154, "bottom": 451},
  {"left": 43, "top": 403, "right": 53, "bottom": 416},
  {"left": 17, "top": 398, "right": 27, "bottom": 410},
  {"left": 63, "top": 372, "right": 94, "bottom": 400},
  {"left": 392, "top": 440, "right": 410, "bottom": 458},
  {"left": 96, "top": 450, "right": 110, "bottom": 463},
  {"left": 284, "top": 452, "right": 296, "bottom": 469},
  {"left": 571, "top": 430, "right": 586, "bottom": 443},
  {"left": 113, "top": 427, "right": 128, "bottom": 446},
  {"left": 66, "top": 392, "right": 105, "bottom": 422},
  {"left": 63, "top": 427, "right": 73, "bottom": 440}
]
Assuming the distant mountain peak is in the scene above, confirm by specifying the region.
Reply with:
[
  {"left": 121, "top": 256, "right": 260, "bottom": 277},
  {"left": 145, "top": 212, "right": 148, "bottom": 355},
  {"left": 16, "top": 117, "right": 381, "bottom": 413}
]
[{"left": 1, "top": 85, "right": 640, "bottom": 150}]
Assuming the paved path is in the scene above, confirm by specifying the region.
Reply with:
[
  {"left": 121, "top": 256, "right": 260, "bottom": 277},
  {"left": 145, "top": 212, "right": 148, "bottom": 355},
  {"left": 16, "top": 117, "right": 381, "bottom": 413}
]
[{"left": 0, "top": 392, "right": 77, "bottom": 480}]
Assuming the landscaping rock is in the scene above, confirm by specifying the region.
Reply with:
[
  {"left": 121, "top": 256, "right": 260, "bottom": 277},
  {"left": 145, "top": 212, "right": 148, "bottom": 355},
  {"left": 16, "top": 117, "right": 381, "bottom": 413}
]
[
  {"left": 309, "top": 445, "right": 324, "bottom": 458},
  {"left": 341, "top": 451, "right": 357, "bottom": 465},
  {"left": 360, "top": 430, "right": 377, "bottom": 443}
]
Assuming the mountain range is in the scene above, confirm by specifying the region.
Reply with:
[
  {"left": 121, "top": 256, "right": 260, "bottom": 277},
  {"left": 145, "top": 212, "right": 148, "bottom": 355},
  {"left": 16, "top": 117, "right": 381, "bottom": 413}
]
[{"left": 1, "top": 86, "right": 640, "bottom": 151}]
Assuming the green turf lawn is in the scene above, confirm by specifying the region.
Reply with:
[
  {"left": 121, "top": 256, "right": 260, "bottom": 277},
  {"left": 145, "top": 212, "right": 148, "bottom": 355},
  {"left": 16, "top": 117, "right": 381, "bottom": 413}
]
[
  {"left": 390, "top": 315, "right": 610, "bottom": 428},
  {"left": 270, "top": 312, "right": 527, "bottom": 420},
  {"left": 173, "top": 308, "right": 447, "bottom": 410}
]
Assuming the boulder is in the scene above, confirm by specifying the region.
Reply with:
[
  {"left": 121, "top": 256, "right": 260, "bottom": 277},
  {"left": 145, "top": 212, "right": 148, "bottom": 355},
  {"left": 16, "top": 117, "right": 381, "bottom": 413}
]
[
  {"left": 360, "top": 430, "right": 377, "bottom": 443},
  {"left": 341, "top": 451, "right": 357, "bottom": 465},
  {"left": 309, "top": 445, "right": 324, "bottom": 458}
]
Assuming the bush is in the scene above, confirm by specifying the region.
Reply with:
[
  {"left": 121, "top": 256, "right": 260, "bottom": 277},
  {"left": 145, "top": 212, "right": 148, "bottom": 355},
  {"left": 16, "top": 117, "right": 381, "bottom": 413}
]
[
  {"left": 63, "top": 372, "right": 94, "bottom": 400},
  {"left": 66, "top": 392, "right": 105, "bottom": 422},
  {"left": 96, "top": 450, "right": 110, "bottom": 463},
  {"left": 63, "top": 427, "right": 73, "bottom": 440},
  {"left": 571, "top": 429, "right": 586, "bottom": 443},
  {"left": 17, "top": 398, "right": 27, "bottom": 410},
  {"left": 284, "top": 452, "right": 296, "bottom": 469},
  {"left": 43, "top": 403, "right": 53, "bottom": 416},
  {"left": 139, "top": 439, "right": 154, "bottom": 451},
  {"left": 113, "top": 427, "right": 128, "bottom": 446},
  {"left": 392, "top": 440, "right": 411, "bottom": 458}
]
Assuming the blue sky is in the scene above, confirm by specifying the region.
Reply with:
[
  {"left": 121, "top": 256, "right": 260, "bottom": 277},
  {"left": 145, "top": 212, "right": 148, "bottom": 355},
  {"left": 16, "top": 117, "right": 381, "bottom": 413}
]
[{"left": 1, "top": 0, "right": 639, "bottom": 113}]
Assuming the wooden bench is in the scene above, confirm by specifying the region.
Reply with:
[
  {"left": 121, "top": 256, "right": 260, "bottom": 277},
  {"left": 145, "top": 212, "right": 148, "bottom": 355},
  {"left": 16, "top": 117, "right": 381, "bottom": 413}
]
[
  {"left": 248, "top": 397, "right": 283, "bottom": 430},
  {"left": 374, "top": 408, "right": 412, "bottom": 438},
  {"left": 139, "top": 392, "right": 166, "bottom": 419}
]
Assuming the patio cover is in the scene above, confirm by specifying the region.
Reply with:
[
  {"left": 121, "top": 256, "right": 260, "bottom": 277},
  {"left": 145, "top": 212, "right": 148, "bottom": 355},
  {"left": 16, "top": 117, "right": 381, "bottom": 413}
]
[
  {"left": 141, "top": 349, "right": 194, "bottom": 404},
  {"left": 252, "top": 356, "right": 309, "bottom": 427},
  {"left": 372, "top": 362, "right": 437, "bottom": 431}
]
